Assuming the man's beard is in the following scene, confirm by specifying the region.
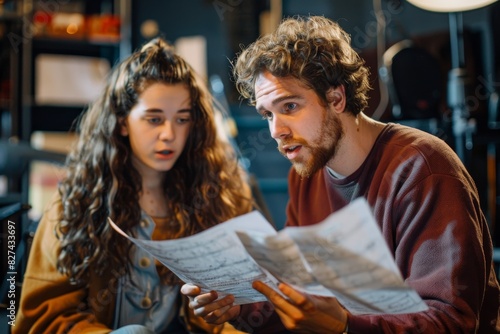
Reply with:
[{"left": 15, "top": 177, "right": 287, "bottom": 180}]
[{"left": 278, "top": 108, "right": 343, "bottom": 177}]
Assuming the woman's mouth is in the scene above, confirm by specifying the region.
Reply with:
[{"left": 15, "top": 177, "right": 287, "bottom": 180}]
[{"left": 156, "top": 150, "right": 174, "bottom": 159}]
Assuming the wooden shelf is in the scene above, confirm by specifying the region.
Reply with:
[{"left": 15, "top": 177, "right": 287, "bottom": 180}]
[
  {"left": 30, "top": 105, "right": 85, "bottom": 132},
  {"left": 0, "top": 11, "right": 22, "bottom": 22},
  {"left": 0, "top": 99, "right": 12, "bottom": 110},
  {"left": 31, "top": 37, "right": 121, "bottom": 59},
  {"left": 33, "top": 36, "right": 121, "bottom": 47}
]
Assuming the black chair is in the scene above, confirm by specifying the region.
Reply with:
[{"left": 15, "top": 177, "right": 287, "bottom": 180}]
[
  {"left": 380, "top": 39, "right": 444, "bottom": 134},
  {"left": 0, "top": 141, "right": 66, "bottom": 306}
]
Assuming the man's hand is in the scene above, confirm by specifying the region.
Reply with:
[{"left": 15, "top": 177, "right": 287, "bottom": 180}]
[
  {"left": 180, "top": 283, "right": 241, "bottom": 324},
  {"left": 253, "top": 280, "right": 348, "bottom": 334}
]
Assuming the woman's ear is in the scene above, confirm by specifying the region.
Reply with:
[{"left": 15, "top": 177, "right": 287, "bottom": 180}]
[
  {"left": 119, "top": 118, "right": 129, "bottom": 136},
  {"left": 326, "top": 85, "right": 346, "bottom": 113}
]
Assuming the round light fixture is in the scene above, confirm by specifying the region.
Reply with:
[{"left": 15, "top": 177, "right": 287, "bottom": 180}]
[{"left": 407, "top": 0, "right": 498, "bottom": 12}]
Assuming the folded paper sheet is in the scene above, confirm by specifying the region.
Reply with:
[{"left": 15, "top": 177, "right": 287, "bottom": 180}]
[
  {"left": 109, "top": 198, "right": 429, "bottom": 314},
  {"left": 109, "top": 211, "right": 279, "bottom": 305}
]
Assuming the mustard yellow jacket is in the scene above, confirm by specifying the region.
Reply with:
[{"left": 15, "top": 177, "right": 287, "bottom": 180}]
[{"left": 13, "top": 195, "right": 243, "bottom": 334}]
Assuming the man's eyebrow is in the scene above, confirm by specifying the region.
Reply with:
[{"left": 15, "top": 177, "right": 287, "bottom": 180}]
[{"left": 256, "top": 94, "right": 302, "bottom": 112}]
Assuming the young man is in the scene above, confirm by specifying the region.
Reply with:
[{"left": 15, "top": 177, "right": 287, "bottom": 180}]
[{"left": 181, "top": 16, "right": 500, "bottom": 333}]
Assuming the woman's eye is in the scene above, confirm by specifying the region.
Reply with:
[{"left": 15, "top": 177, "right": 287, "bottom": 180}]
[
  {"left": 147, "top": 117, "right": 162, "bottom": 124},
  {"left": 177, "top": 117, "right": 191, "bottom": 124}
]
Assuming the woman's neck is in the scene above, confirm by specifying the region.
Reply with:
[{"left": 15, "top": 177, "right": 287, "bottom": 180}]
[{"left": 139, "top": 173, "right": 168, "bottom": 218}]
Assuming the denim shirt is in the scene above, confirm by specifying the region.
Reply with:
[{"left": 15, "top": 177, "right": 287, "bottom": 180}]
[{"left": 113, "top": 213, "right": 181, "bottom": 332}]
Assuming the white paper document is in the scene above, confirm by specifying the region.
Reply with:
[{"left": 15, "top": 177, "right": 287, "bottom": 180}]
[
  {"left": 109, "top": 211, "right": 279, "bottom": 305},
  {"left": 109, "top": 198, "right": 429, "bottom": 314}
]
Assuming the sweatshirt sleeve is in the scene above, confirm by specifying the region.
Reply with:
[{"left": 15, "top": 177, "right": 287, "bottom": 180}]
[
  {"left": 347, "top": 174, "right": 500, "bottom": 333},
  {"left": 233, "top": 137, "right": 500, "bottom": 333},
  {"left": 12, "top": 196, "right": 111, "bottom": 334}
]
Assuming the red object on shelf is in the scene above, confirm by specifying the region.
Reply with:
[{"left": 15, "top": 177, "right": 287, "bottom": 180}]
[
  {"left": 0, "top": 79, "right": 11, "bottom": 101},
  {"left": 33, "top": 11, "right": 86, "bottom": 40},
  {"left": 87, "top": 14, "right": 121, "bottom": 42},
  {"left": 51, "top": 13, "right": 85, "bottom": 39},
  {"left": 32, "top": 10, "right": 52, "bottom": 37}
]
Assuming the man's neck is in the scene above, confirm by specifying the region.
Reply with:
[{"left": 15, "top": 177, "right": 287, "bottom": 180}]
[{"left": 327, "top": 112, "right": 385, "bottom": 176}]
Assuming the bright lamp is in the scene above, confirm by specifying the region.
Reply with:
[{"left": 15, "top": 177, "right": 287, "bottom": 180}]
[
  {"left": 407, "top": 0, "right": 497, "bottom": 12},
  {"left": 406, "top": 0, "right": 498, "bottom": 161}
]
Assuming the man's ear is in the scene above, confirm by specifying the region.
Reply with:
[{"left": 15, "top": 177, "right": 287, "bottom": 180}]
[
  {"left": 326, "top": 85, "right": 346, "bottom": 113},
  {"left": 119, "top": 118, "right": 129, "bottom": 136}
]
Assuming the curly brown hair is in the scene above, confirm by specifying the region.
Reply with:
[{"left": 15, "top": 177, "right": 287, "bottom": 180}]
[
  {"left": 56, "top": 37, "right": 253, "bottom": 284},
  {"left": 233, "top": 15, "right": 371, "bottom": 114}
]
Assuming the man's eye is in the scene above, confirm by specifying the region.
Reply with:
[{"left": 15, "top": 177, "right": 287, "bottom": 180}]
[
  {"left": 261, "top": 111, "right": 273, "bottom": 121},
  {"left": 284, "top": 103, "right": 297, "bottom": 112}
]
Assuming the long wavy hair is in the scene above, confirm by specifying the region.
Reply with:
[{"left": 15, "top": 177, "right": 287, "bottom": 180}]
[
  {"left": 233, "top": 15, "right": 371, "bottom": 115},
  {"left": 56, "top": 37, "right": 253, "bottom": 284}
]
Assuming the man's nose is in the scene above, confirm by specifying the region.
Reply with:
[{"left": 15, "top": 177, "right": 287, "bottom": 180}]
[{"left": 269, "top": 115, "right": 290, "bottom": 139}]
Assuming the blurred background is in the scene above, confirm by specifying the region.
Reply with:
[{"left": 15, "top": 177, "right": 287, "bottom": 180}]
[{"left": 1, "top": 0, "right": 500, "bottom": 330}]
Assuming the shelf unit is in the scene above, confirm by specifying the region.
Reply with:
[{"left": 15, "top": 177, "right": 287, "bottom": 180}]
[
  {"left": 0, "top": 0, "right": 131, "bottom": 323},
  {"left": 0, "top": 1, "right": 23, "bottom": 142},
  {"left": 16, "top": 0, "right": 131, "bottom": 141},
  {"left": 0, "top": 0, "right": 130, "bottom": 222},
  {"left": 0, "top": 0, "right": 130, "bottom": 201}
]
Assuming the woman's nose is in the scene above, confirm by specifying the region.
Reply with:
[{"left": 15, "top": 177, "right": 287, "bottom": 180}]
[{"left": 159, "top": 121, "right": 175, "bottom": 141}]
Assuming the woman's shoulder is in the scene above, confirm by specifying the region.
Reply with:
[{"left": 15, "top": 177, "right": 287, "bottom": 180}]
[
  {"left": 40, "top": 191, "right": 63, "bottom": 222},
  {"left": 33, "top": 191, "right": 63, "bottom": 249}
]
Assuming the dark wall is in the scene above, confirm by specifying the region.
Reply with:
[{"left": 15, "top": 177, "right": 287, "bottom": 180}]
[
  {"left": 132, "top": 1, "right": 227, "bottom": 75},
  {"left": 131, "top": 0, "right": 264, "bottom": 105}
]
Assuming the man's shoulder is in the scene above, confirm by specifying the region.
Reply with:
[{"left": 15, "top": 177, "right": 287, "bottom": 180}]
[
  {"left": 377, "top": 123, "right": 466, "bottom": 178},
  {"left": 383, "top": 122, "right": 445, "bottom": 143},
  {"left": 381, "top": 123, "right": 456, "bottom": 160}
]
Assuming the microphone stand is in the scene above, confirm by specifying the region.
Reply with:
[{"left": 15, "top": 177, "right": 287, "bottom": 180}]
[{"left": 447, "top": 11, "right": 476, "bottom": 163}]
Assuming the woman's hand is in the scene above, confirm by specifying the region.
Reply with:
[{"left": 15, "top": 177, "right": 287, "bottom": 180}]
[{"left": 180, "top": 283, "right": 241, "bottom": 324}]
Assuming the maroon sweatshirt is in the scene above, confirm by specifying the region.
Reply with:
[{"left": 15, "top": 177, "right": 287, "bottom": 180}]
[{"left": 233, "top": 123, "right": 500, "bottom": 333}]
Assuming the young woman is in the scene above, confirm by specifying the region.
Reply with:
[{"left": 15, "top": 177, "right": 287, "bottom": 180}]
[{"left": 14, "top": 37, "right": 254, "bottom": 333}]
